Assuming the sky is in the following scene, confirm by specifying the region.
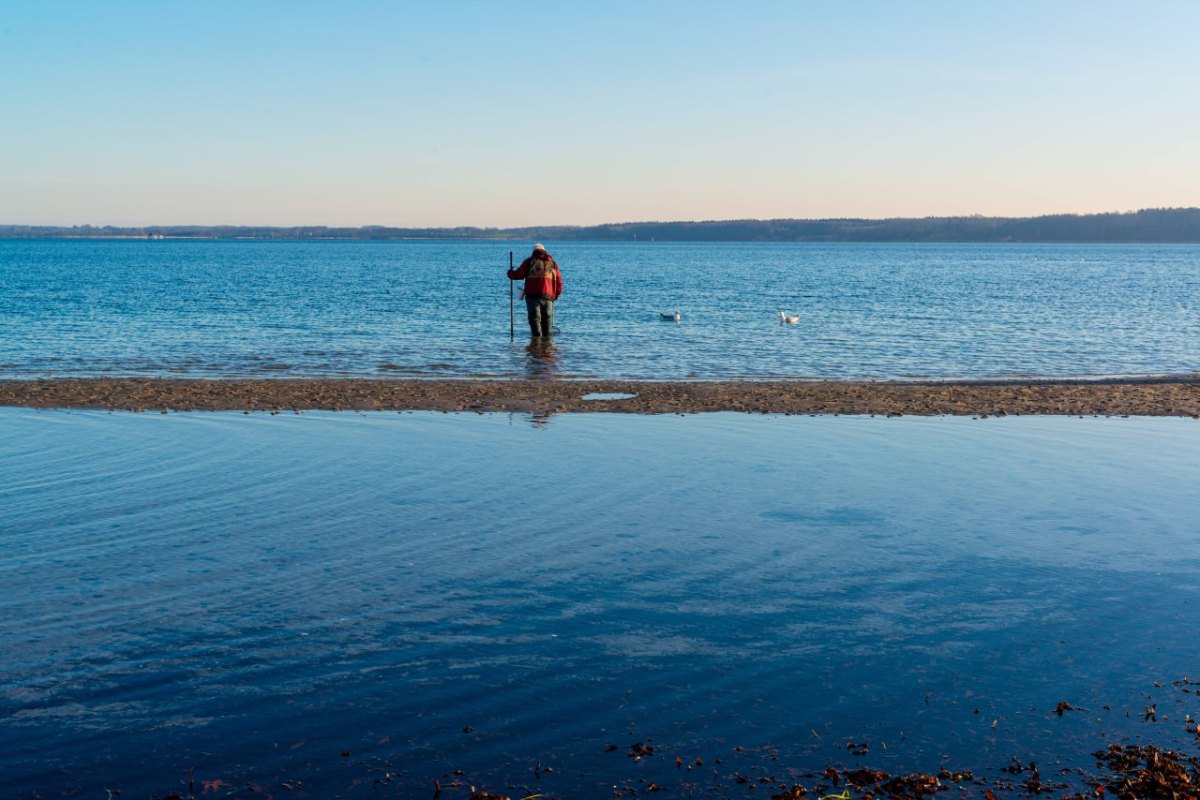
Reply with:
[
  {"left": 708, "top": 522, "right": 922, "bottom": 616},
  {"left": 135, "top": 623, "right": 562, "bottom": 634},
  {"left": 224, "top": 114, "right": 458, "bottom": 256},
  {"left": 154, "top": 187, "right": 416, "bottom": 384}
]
[{"left": 1, "top": 1, "right": 1197, "bottom": 227}]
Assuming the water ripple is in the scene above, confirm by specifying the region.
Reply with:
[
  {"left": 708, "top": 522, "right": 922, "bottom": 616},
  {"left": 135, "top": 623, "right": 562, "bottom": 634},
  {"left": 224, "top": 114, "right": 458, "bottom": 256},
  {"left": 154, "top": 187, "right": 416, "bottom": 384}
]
[{"left": 3, "top": 411, "right": 1200, "bottom": 797}]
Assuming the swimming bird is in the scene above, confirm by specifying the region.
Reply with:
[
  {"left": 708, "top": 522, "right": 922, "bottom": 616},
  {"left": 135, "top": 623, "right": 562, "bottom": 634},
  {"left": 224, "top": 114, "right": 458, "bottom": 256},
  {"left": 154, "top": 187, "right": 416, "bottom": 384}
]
[
  {"left": 660, "top": 310, "right": 681, "bottom": 323},
  {"left": 779, "top": 311, "right": 800, "bottom": 324}
]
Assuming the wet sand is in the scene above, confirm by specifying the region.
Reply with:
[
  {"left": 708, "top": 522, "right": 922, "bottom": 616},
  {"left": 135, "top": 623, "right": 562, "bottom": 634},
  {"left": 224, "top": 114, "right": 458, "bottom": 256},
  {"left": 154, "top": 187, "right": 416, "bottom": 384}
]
[{"left": 2, "top": 377, "right": 1199, "bottom": 416}]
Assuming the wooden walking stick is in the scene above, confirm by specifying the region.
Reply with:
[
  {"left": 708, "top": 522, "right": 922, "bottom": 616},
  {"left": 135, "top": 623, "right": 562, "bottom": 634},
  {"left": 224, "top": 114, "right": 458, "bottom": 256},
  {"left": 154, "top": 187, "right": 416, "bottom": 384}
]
[{"left": 508, "top": 251, "right": 515, "bottom": 340}]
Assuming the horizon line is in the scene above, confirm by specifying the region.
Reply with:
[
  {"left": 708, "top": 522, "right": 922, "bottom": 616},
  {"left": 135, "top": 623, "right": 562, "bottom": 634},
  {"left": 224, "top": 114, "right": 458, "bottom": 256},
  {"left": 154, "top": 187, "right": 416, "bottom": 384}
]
[{"left": 4, "top": 206, "right": 1200, "bottom": 231}]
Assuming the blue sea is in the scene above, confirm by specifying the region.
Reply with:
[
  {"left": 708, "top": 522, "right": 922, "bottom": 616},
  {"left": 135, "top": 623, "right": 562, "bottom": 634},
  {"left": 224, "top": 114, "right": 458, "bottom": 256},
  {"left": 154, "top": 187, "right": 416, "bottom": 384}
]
[
  {"left": 3, "top": 240, "right": 1200, "bottom": 798},
  {"left": 2, "top": 411, "right": 1200, "bottom": 798},
  {"left": 1, "top": 239, "right": 1198, "bottom": 379}
]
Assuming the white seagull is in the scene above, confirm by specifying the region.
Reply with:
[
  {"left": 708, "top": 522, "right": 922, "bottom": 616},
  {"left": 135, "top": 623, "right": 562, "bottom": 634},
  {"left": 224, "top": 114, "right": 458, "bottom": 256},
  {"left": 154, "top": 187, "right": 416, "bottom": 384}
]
[
  {"left": 660, "top": 310, "right": 681, "bottom": 323},
  {"left": 779, "top": 311, "right": 800, "bottom": 324}
]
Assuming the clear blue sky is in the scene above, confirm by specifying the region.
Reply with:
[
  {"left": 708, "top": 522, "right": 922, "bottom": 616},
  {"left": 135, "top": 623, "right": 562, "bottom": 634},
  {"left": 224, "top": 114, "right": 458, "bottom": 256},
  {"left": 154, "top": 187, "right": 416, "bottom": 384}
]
[{"left": 1, "top": 1, "right": 1196, "bottom": 226}]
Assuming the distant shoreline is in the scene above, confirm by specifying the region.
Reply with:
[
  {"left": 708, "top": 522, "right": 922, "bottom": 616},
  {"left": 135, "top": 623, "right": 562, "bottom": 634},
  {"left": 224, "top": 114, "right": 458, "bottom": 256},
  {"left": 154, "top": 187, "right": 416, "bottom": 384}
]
[
  {"left": 3, "top": 377, "right": 1198, "bottom": 416},
  {"left": 3, "top": 207, "right": 1200, "bottom": 243},
  {"left": 6, "top": 236, "right": 1200, "bottom": 245}
]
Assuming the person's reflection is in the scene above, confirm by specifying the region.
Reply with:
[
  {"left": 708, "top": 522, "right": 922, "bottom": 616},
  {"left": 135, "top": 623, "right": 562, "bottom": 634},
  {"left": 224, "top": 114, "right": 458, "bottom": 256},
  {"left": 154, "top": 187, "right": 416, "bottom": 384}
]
[
  {"left": 524, "top": 337, "right": 560, "bottom": 379},
  {"left": 521, "top": 339, "right": 560, "bottom": 426}
]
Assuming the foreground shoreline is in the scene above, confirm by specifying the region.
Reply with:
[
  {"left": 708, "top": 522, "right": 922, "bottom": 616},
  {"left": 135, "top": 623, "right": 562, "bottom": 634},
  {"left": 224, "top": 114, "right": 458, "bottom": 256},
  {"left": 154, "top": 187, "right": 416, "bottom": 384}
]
[{"left": 2, "top": 377, "right": 1199, "bottom": 416}]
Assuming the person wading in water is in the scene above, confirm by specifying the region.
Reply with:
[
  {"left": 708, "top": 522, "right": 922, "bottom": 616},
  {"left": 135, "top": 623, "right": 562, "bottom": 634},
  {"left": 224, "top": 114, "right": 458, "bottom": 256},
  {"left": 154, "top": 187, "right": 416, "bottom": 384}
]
[{"left": 507, "top": 244, "right": 563, "bottom": 337}]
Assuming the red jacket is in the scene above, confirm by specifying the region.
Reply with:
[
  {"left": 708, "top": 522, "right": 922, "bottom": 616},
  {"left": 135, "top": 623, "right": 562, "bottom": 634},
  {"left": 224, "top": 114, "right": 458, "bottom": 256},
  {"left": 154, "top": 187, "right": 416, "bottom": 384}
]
[{"left": 508, "top": 253, "right": 562, "bottom": 300}]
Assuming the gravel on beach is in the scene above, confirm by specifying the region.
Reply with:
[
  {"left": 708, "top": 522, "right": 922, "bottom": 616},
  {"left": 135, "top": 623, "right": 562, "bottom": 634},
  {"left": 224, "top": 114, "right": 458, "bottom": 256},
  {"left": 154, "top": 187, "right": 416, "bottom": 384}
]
[{"left": 2, "top": 376, "right": 1199, "bottom": 416}]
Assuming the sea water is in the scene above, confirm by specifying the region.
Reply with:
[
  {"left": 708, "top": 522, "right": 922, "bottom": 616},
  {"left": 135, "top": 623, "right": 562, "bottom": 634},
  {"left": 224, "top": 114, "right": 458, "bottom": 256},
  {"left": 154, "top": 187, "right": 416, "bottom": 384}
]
[
  {"left": 2, "top": 410, "right": 1199, "bottom": 797},
  {"left": 4, "top": 238, "right": 1199, "bottom": 797},
  {"left": 1, "top": 239, "right": 1198, "bottom": 380}
]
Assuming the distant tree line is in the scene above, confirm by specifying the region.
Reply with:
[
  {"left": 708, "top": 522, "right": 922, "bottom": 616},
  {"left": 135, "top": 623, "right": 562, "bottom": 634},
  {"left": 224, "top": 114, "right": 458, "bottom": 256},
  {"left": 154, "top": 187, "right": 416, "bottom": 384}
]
[{"left": 4, "top": 208, "right": 1200, "bottom": 243}]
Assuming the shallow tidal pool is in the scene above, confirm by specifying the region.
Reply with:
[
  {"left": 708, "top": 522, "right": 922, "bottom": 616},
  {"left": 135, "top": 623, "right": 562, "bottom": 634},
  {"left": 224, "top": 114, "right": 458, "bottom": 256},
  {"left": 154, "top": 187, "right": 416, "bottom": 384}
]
[{"left": 2, "top": 410, "right": 1199, "bottom": 798}]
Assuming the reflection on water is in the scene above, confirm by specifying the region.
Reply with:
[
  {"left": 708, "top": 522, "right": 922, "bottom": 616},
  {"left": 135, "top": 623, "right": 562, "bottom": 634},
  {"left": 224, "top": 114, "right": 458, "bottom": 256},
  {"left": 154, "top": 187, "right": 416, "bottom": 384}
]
[
  {"left": 2, "top": 411, "right": 1199, "bottom": 798},
  {"left": 523, "top": 337, "right": 560, "bottom": 379}
]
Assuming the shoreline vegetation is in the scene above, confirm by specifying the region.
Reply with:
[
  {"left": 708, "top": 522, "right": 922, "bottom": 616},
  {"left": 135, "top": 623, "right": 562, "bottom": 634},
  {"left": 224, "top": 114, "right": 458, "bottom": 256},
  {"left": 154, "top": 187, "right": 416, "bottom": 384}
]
[
  {"left": 3, "top": 207, "right": 1200, "bottom": 243},
  {"left": 2, "top": 377, "right": 1198, "bottom": 416}
]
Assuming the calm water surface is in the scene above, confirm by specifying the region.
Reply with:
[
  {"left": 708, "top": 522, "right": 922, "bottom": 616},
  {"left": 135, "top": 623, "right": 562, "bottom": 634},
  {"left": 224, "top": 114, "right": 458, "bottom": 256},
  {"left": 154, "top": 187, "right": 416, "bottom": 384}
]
[
  {"left": 2, "top": 411, "right": 1199, "bottom": 797},
  {"left": 1, "top": 239, "right": 1198, "bottom": 379}
]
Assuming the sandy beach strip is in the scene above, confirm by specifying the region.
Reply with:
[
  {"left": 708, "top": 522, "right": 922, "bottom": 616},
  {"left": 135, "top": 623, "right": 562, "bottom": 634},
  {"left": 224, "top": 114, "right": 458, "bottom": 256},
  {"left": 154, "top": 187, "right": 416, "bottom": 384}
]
[{"left": 2, "top": 377, "right": 1199, "bottom": 416}]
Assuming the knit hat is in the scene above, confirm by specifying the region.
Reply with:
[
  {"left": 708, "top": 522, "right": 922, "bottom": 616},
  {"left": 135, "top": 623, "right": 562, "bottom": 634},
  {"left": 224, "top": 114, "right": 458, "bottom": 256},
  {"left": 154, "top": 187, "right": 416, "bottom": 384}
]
[{"left": 533, "top": 243, "right": 546, "bottom": 252}]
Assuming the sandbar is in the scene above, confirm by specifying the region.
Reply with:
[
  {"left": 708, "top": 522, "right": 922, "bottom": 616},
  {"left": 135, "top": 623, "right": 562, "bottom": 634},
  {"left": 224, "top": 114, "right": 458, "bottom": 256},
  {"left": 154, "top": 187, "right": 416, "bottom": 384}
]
[{"left": 1, "top": 377, "right": 1199, "bottom": 416}]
